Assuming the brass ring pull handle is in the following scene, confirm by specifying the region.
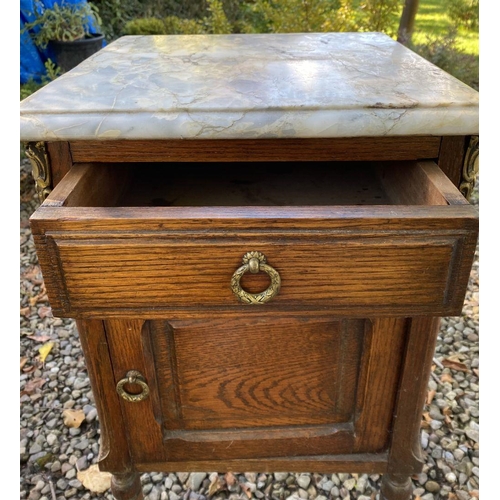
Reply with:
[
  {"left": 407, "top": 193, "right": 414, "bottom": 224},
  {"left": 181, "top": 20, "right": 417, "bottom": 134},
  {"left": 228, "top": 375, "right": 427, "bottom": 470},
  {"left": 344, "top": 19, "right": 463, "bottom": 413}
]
[
  {"left": 116, "top": 370, "right": 150, "bottom": 403},
  {"left": 231, "top": 251, "right": 281, "bottom": 305}
]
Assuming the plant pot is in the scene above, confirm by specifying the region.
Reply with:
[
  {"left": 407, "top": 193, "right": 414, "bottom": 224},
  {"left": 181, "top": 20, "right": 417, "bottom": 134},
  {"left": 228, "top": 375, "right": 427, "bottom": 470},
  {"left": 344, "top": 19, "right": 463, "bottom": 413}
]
[{"left": 50, "top": 33, "right": 104, "bottom": 72}]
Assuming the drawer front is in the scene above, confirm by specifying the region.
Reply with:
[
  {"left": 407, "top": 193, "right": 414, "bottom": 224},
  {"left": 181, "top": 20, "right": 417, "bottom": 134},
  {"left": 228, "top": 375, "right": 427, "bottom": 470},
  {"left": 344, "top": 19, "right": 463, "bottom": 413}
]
[
  {"left": 36, "top": 230, "right": 475, "bottom": 317},
  {"left": 106, "top": 317, "right": 407, "bottom": 462},
  {"left": 30, "top": 159, "right": 478, "bottom": 318}
]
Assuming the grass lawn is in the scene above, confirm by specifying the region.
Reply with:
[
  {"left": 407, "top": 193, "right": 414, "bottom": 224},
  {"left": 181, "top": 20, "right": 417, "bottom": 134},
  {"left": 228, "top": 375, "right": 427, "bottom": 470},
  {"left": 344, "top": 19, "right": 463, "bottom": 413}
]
[{"left": 412, "top": 0, "right": 479, "bottom": 55}]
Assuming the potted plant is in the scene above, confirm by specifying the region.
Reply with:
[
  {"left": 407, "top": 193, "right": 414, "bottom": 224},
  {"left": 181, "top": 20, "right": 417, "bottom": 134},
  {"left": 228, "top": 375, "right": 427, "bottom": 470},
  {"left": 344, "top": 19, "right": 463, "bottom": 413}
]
[{"left": 23, "top": 1, "right": 104, "bottom": 72}]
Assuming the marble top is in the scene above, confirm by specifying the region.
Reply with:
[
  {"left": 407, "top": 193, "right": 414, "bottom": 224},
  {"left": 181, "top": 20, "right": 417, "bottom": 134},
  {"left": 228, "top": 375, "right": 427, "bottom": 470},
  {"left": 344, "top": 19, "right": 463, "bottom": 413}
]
[{"left": 20, "top": 32, "right": 479, "bottom": 141}]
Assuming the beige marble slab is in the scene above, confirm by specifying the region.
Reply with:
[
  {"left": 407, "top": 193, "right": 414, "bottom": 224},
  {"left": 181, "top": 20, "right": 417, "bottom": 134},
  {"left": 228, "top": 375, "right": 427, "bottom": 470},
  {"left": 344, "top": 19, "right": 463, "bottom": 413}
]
[{"left": 20, "top": 32, "right": 479, "bottom": 141}]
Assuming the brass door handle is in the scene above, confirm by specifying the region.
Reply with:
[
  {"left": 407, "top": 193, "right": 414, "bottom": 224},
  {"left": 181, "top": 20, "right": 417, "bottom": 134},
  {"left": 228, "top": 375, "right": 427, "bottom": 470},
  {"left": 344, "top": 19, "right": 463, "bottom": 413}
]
[
  {"left": 230, "top": 251, "right": 281, "bottom": 304},
  {"left": 116, "top": 370, "right": 150, "bottom": 403}
]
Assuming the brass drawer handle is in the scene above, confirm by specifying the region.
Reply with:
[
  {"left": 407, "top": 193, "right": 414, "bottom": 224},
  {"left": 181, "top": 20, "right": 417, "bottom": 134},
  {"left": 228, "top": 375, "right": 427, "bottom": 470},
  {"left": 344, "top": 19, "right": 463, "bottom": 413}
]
[
  {"left": 231, "top": 251, "right": 281, "bottom": 305},
  {"left": 116, "top": 370, "right": 150, "bottom": 403}
]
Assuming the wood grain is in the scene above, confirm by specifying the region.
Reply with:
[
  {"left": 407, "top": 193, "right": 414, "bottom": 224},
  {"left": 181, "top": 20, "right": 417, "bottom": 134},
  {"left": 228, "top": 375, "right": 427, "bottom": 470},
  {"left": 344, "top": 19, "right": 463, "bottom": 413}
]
[
  {"left": 438, "top": 136, "right": 468, "bottom": 187},
  {"left": 103, "top": 319, "right": 165, "bottom": 464},
  {"left": 354, "top": 318, "right": 407, "bottom": 452},
  {"left": 46, "top": 141, "right": 72, "bottom": 188},
  {"left": 39, "top": 235, "right": 473, "bottom": 317},
  {"left": 387, "top": 317, "right": 441, "bottom": 475},
  {"left": 28, "top": 137, "right": 478, "bottom": 486},
  {"left": 42, "top": 163, "right": 133, "bottom": 208},
  {"left": 151, "top": 318, "right": 363, "bottom": 428},
  {"left": 76, "top": 320, "right": 132, "bottom": 474},
  {"left": 134, "top": 453, "right": 389, "bottom": 474},
  {"left": 69, "top": 137, "right": 441, "bottom": 163},
  {"left": 146, "top": 317, "right": 364, "bottom": 460},
  {"left": 30, "top": 157, "right": 478, "bottom": 319}
]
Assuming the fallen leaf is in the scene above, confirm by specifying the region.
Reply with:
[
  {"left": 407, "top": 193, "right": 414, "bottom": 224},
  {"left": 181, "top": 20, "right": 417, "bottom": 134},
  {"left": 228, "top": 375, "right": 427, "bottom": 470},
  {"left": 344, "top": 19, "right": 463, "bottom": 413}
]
[
  {"left": 22, "top": 365, "right": 36, "bottom": 374},
  {"left": 38, "top": 341, "right": 54, "bottom": 363},
  {"left": 240, "top": 483, "right": 252, "bottom": 499},
  {"left": 447, "top": 354, "right": 465, "bottom": 361},
  {"left": 441, "top": 373, "right": 454, "bottom": 384},
  {"left": 208, "top": 475, "right": 224, "bottom": 497},
  {"left": 37, "top": 306, "right": 52, "bottom": 319},
  {"left": 442, "top": 359, "right": 469, "bottom": 372},
  {"left": 22, "top": 266, "right": 42, "bottom": 281},
  {"left": 28, "top": 334, "right": 53, "bottom": 342},
  {"left": 473, "top": 368, "right": 479, "bottom": 377},
  {"left": 20, "top": 357, "right": 28, "bottom": 370},
  {"left": 426, "top": 390, "right": 436, "bottom": 405},
  {"left": 470, "top": 490, "right": 479, "bottom": 498},
  {"left": 77, "top": 464, "right": 112, "bottom": 493},
  {"left": 225, "top": 472, "right": 237, "bottom": 487},
  {"left": 62, "top": 409, "right": 86, "bottom": 429},
  {"left": 30, "top": 292, "right": 49, "bottom": 306},
  {"left": 20, "top": 306, "right": 31, "bottom": 317},
  {"left": 22, "top": 377, "right": 46, "bottom": 395}
]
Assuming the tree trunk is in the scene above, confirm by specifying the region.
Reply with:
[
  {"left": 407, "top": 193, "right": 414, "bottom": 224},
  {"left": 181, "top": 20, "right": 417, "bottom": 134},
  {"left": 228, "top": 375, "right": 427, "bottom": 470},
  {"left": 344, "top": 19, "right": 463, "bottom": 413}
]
[{"left": 397, "top": 0, "right": 420, "bottom": 44}]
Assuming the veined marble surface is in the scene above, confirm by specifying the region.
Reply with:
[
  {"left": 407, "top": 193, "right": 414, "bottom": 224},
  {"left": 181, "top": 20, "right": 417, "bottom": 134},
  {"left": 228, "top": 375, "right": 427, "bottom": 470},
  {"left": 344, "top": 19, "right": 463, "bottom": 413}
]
[{"left": 20, "top": 32, "right": 479, "bottom": 141}]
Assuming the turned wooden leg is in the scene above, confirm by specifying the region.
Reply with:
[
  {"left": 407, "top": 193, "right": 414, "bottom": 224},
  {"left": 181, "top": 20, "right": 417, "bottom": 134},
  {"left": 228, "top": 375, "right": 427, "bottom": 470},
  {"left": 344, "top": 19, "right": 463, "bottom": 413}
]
[
  {"left": 111, "top": 471, "right": 144, "bottom": 500},
  {"left": 380, "top": 474, "right": 412, "bottom": 500}
]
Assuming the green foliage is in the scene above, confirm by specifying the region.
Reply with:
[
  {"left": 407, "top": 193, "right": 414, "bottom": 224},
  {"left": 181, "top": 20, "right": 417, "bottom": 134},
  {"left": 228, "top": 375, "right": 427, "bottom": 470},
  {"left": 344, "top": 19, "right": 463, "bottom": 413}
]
[
  {"left": 409, "top": 31, "right": 479, "bottom": 90},
  {"left": 164, "top": 16, "right": 206, "bottom": 34},
  {"left": 123, "top": 0, "right": 231, "bottom": 36},
  {"left": 123, "top": 16, "right": 207, "bottom": 35},
  {"left": 44, "top": 58, "right": 62, "bottom": 81},
  {"left": 90, "top": 0, "right": 144, "bottom": 39},
  {"left": 93, "top": 0, "right": 241, "bottom": 40},
  {"left": 357, "top": 0, "right": 401, "bottom": 34},
  {"left": 123, "top": 17, "right": 167, "bottom": 35},
  {"left": 20, "top": 80, "right": 44, "bottom": 101},
  {"left": 205, "top": 0, "right": 232, "bottom": 34},
  {"left": 22, "top": 1, "right": 102, "bottom": 49},
  {"left": 250, "top": 0, "right": 340, "bottom": 33},
  {"left": 445, "top": 0, "right": 479, "bottom": 30},
  {"left": 248, "top": 0, "right": 399, "bottom": 34}
]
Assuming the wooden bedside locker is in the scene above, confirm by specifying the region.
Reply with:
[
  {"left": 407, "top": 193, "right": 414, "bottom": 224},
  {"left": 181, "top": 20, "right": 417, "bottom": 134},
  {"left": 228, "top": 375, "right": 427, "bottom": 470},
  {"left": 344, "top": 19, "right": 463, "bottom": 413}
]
[{"left": 20, "top": 33, "right": 479, "bottom": 500}]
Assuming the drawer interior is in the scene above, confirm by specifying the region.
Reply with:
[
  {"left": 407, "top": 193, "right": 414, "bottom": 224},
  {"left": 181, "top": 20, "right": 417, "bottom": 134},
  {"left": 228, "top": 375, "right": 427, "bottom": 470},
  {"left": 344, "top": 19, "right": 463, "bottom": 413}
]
[{"left": 43, "top": 160, "right": 469, "bottom": 209}]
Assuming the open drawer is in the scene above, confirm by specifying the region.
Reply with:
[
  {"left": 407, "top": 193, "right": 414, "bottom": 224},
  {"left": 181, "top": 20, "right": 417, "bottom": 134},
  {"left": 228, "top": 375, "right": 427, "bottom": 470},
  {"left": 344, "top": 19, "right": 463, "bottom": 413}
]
[{"left": 30, "top": 160, "right": 478, "bottom": 318}]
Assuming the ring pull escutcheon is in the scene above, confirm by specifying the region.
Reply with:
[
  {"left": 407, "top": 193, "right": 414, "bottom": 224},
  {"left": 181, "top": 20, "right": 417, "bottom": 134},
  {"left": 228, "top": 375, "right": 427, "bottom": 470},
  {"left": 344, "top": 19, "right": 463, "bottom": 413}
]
[
  {"left": 116, "top": 370, "right": 150, "bottom": 403},
  {"left": 230, "top": 251, "right": 281, "bottom": 305}
]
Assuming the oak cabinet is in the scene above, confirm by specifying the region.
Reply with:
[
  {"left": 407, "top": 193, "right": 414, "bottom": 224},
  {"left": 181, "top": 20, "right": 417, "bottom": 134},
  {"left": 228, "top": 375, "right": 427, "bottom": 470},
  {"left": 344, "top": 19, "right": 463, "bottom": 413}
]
[{"left": 21, "top": 33, "right": 479, "bottom": 500}]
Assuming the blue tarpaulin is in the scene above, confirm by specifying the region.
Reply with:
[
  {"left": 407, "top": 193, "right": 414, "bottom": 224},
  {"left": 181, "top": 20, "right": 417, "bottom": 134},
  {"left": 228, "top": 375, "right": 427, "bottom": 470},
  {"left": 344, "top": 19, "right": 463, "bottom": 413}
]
[{"left": 20, "top": 0, "right": 101, "bottom": 83}]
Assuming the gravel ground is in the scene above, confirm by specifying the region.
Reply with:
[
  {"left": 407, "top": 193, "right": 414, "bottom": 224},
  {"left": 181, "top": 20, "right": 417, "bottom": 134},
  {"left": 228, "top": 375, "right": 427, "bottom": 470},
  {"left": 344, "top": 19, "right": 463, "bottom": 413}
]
[{"left": 20, "top": 159, "right": 479, "bottom": 500}]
